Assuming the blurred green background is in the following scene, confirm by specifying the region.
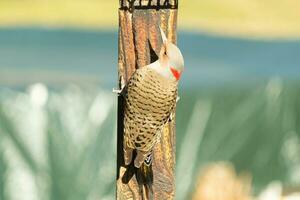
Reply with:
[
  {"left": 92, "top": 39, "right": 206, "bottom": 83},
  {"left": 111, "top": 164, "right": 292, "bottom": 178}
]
[{"left": 0, "top": 1, "right": 300, "bottom": 200}]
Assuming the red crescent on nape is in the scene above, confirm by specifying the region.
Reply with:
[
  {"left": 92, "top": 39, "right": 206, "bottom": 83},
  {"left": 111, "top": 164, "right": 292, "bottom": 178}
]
[{"left": 170, "top": 67, "right": 181, "bottom": 80}]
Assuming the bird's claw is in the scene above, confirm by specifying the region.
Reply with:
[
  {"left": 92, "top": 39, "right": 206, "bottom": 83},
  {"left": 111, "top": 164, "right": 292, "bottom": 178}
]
[{"left": 176, "top": 96, "right": 180, "bottom": 102}]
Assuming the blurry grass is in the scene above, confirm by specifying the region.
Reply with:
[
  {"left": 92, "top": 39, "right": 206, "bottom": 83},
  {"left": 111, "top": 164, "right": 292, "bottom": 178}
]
[
  {"left": 47, "top": 109, "right": 116, "bottom": 200},
  {"left": 177, "top": 100, "right": 211, "bottom": 200},
  {"left": 0, "top": 106, "right": 39, "bottom": 173},
  {"left": 0, "top": 86, "right": 117, "bottom": 200},
  {"left": 1, "top": 0, "right": 300, "bottom": 38},
  {"left": 0, "top": 148, "right": 7, "bottom": 200},
  {"left": 176, "top": 79, "right": 300, "bottom": 196},
  {"left": 0, "top": 81, "right": 299, "bottom": 199}
]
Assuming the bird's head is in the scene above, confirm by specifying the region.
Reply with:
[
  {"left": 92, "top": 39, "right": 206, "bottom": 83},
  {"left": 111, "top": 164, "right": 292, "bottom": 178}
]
[{"left": 158, "top": 27, "right": 184, "bottom": 81}]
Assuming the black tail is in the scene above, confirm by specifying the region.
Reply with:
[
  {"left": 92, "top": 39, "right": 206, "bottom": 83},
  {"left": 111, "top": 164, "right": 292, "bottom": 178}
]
[{"left": 136, "top": 154, "right": 154, "bottom": 200}]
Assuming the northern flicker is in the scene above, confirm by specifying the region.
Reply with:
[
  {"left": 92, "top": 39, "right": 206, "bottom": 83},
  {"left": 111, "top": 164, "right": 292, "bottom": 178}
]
[{"left": 116, "top": 27, "right": 184, "bottom": 171}]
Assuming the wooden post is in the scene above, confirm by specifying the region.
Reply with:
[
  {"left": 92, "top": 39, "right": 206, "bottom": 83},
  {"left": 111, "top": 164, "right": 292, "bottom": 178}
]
[{"left": 117, "top": 0, "right": 178, "bottom": 199}]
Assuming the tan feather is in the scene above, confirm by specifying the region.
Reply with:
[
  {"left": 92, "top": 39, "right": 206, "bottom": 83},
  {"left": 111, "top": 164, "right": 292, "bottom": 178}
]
[{"left": 123, "top": 66, "right": 178, "bottom": 167}]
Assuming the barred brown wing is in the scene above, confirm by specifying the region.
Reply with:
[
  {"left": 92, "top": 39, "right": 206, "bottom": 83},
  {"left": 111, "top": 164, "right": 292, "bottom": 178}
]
[{"left": 124, "top": 67, "right": 178, "bottom": 152}]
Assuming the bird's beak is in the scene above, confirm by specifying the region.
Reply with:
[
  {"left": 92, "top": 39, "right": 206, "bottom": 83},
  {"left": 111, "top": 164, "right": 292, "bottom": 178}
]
[{"left": 159, "top": 26, "right": 168, "bottom": 44}]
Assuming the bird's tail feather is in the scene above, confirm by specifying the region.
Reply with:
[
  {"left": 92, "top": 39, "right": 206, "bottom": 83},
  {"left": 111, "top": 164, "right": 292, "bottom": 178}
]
[{"left": 136, "top": 154, "right": 154, "bottom": 200}]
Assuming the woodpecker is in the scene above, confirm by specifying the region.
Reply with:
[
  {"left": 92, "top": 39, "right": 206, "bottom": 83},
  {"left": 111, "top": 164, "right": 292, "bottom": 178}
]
[{"left": 115, "top": 27, "right": 184, "bottom": 188}]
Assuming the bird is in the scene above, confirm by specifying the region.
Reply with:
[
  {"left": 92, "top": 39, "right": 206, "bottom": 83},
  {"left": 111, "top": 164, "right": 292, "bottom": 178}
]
[{"left": 121, "top": 26, "right": 184, "bottom": 169}]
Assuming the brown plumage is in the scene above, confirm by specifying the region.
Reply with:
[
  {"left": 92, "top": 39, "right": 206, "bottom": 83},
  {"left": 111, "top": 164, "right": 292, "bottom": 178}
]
[{"left": 123, "top": 66, "right": 178, "bottom": 168}]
